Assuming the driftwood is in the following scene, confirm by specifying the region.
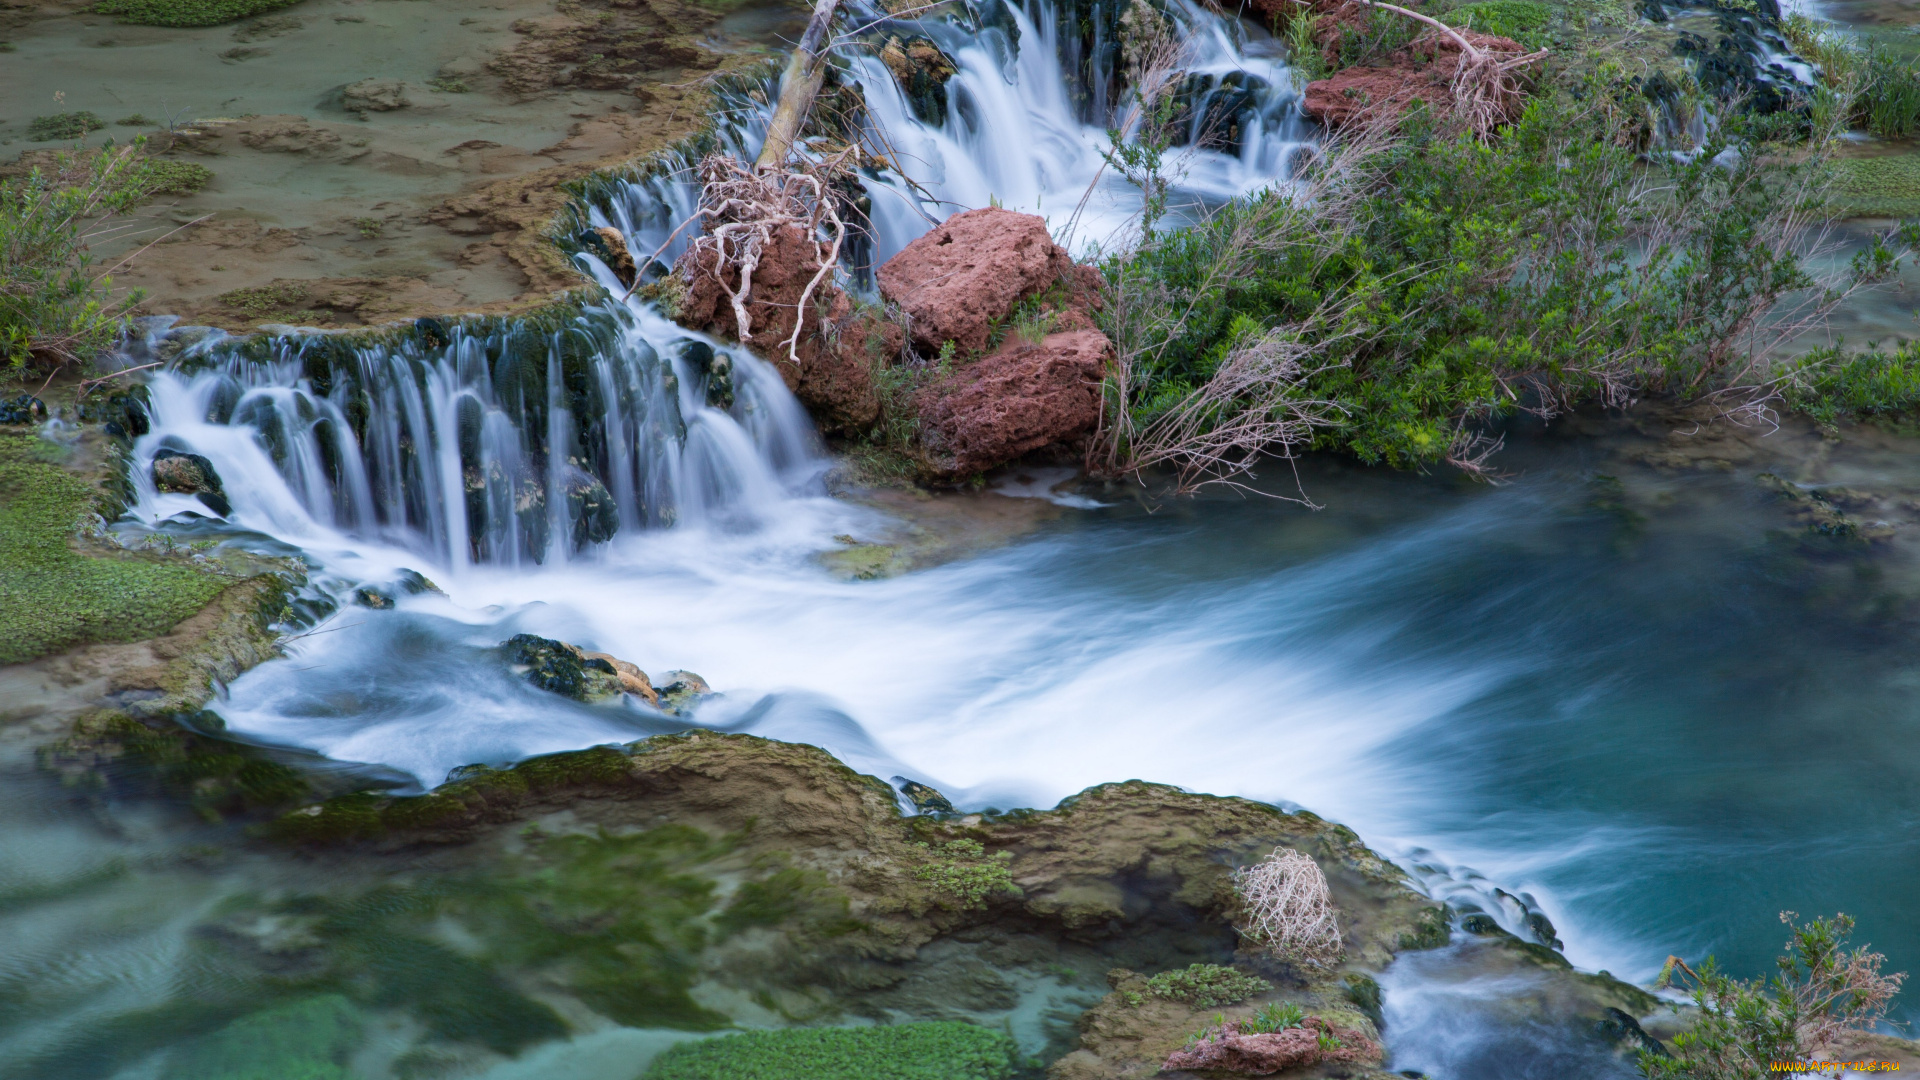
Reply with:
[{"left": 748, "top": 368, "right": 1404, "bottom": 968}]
[{"left": 756, "top": 0, "right": 843, "bottom": 168}]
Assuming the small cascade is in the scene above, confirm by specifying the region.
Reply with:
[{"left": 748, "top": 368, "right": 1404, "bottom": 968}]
[
  {"left": 131, "top": 302, "right": 823, "bottom": 568},
  {"left": 130, "top": 0, "right": 1309, "bottom": 567}
]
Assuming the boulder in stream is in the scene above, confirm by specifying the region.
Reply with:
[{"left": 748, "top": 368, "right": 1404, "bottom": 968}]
[{"left": 151, "top": 448, "right": 230, "bottom": 516}]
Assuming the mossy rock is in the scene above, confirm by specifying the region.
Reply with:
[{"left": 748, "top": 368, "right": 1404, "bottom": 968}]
[
  {"left": 40, "top": 709, "right": 314, "bottom": 820},
  {"left": 92, "top": 0, "right": 305, "bottom": 27},
  {"left": 643, "top": 1022, "right": 1018, "bottom": 1080}
]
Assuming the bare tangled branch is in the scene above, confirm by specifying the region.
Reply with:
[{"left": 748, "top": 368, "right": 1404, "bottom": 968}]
[
  {"left": 678, "top": 149, "right": 855, "bottom": 364},
  {"left": 1231, "top": 847, "right": 1344, "bottom": 968}
]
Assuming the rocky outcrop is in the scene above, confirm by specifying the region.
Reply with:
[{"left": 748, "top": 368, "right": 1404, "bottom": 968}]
[
  {"left": 879, "top": 35, "right": 957, "bottom": 124},
  {"left": 1301, "top": 29, "right": 1529, "bottom": 128},
  {"left": 341, "top": 78, "right": 410, "bottom": 113},
  {"left": 500, "top": 633, "right": 675, "bottom": 709},
  {"left": 876, "top": 207, "right": 1080, "bottom": 358},
  {"left": 917, "top": 329, "right": 1109, "bottom": 478}
]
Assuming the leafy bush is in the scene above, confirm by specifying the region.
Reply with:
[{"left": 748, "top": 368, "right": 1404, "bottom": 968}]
[
  {"left": 2, "top": 143, "right": 176, "bottom": 371},
  {"left": 1639, "top": 914, "right": 1904, "bottom": 1080},
  {"left": 1245, "top": 1001, "right": 1308, "bottom": 1033},
  {"left": 1782, "top": 342, "right": 1920, "bottom": 427},
  {"left": 643, "top": 1023, "right": 1018, "bottom": 1080},
  {"left": 28, "top": 112, "right": 105, "bottom": 141},
  {"left": 1096, "top": 95, "right": 1901, "bottom": 487},
  {"left": 1780, "top": 16, "right": 1920, "bottom": 139},
  {"left": 913, "top": 838, "right": 1018, "bottom": 909},
  {"left": 93, "top": 0, "right": 304, "bottom": 27},
  {"left": 1144, "top": 964, "right": 1272, "bottom": 1007}
]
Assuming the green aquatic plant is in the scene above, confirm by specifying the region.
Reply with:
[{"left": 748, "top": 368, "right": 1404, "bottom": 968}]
[
  {"left": 1783, "top": 342, "right": 1920, "bottom": 428},
  {"left": 0, "top": 431, "right": 230, "bottom": 663},
  {"left": 1245, "top": 1000, "right": 1308, "bottom": 1033},
  {"left": 1143, "top": 964, "right": 1272, "bottom": 1008},
  {"left": 28, "top": 112, "right": 105, "bottom": 141},
  {"left": 161, "top": 995, "right": 361, "bottom": 1080},
  {"left": 1639, "top": 914, "right": 1904, "bottom": 1080},
  {"left": 92, "top": 0, "right": 305, "bottom": 28},
  {"left": 145, "top": 159, "right": 213, "bottom": 195},
  {"left": 643, "top": 1023, "right": 1019, "bottom": 1080},
  {"left": 913, "top": 837, "right": 1018, "bottom": 909}
]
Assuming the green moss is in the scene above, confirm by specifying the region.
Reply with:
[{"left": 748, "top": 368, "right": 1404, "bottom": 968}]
[
  {"left": 162, "top": 995, "right": 361, "bottom": 1080},
  {"left": 642, "top": 1023, "right": 1019, "bottom": 1080},
  {"left": 93, "top": 0, "right": 305, "bottom": 27},
  {"left": 27, "top": 112, "right": 105, "bottom": 141},
  {"left": 1143, "top": 964, "right": 1271, "bottom": 1008},
  {"left": 1398, "top": 905, "right": 1452, "bottom": 950},
  {"left": 216, "top": 281, "right": 318, "bottom": 322},
  {"left": 1827, "top": 153, "right": 1920, "bottom": 218},
  {"left": 913, "top": 838, "right": 1019, "bottom": 910},
  {"left": 0, "top": 430, "right": 230, "bottom": 664}
]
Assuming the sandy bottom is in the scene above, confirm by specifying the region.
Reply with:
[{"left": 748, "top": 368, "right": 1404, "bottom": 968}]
[{"left": 0, "top": 0, "right": 806, "bottom": 329}]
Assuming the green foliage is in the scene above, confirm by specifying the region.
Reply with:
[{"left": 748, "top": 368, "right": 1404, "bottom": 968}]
[
  {"left": 162, "top": 996, "right": 360, "bottom": 1080},
  {"left": 28, "top": 112, "right": 105, "bottom": 141},
  {"left": 1100, "top": 96, "right": 1880, "bottom": 475},
  {"left": 427, "top": 76, "right": 471, "bottom": 93},
  {"left": 643, "top": 1023, "right": 1018, "bottom": 1080},
  {"left": 1443, "top": 0, "right": 1552, "bottom": 47},
  {"left": 2, "top": 143, "right": 182, "bottom": 370},
  {"left": 1782, "top": 342, "right": 1920, "bottom": 427},
  {"left": 1245, "top": 1000, "right": 1307, "bottom": 1033},
  {"left": 1825, "top": 153, "right": 1920, "bottom": 218},
  {"left": 1638, "top": 914, "right": 1905, "bottom": 1080},
  {"left": 0, "top": 430, "right": 230, "bottom": 663},
  {"left": 93, "top": 0, "right": 305, "bottom": 27},
  {"left": 1779, "top": 16, "right": 1920, "bottom": 139},
  {"left": 1143, "top": 964, "right": 1272, "bottom": 1008},
  {"left": 115, "top": 114, "right": 155, "bottom": 126},
  {"left": 913, "top": 838, "right": 1018, "bottom": 909},
  {"left": 146, "top": 159, "right": 213, "bottom": 195}
]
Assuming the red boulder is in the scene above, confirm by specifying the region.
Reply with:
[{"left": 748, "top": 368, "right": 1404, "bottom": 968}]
[{"left": 876, "top": 206, "right": 1077, "bottom": 357}]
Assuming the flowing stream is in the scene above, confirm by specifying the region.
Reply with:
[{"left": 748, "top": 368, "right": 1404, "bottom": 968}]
[{"left": 9, "top": 0, "right": 1920, "bottom": 1076}]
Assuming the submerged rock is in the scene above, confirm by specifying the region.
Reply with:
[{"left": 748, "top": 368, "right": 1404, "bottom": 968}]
[
  {"left": 501, "top": 634, "right": 625, "bottom": 701},
  {"left": 342, "top": 78, "right": 409, "bottom": 112},
  {"left": 655, "top": 669, "right": 712, "bottom": 714}
]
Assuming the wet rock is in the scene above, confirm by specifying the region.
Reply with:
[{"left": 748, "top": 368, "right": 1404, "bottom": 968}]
[
  {"left": 821, "top": 539, "right": 905, "bottom": 580},
  {"left": 917, "top": 329, "right": 1109, "bottom": 479},
  {"left": 501, "top": 634, "right": 624, "bottom": 701},
  {"left": 342, "top": 78, "right": 409, "bottom": 112},
  {"left": 588, "top": 225, "right": 637, "bottom": 287},
  {"left": 563, "top": 468, "right": 618, "bottom": 548},
  {"left": 1301, "top": 29, "right": 1529, "bottom": 129},
  {"left": 0, "top": 394, "right": 47, "bottom": 425},
  {"left": 875, "top": 207, "right": 1077, "bottom": 357},
  {"left": 152, "top": 448, "right": 231, "bottom": 516},
  {"left": 894, "top": 777, "right": 956, "bottom": 815},
  {"left": 581, "top": 650, "right": 659, "bottom": 707},
  {"left": 656, "top": 669, "right": 712, "bottom": 714},
  {"left": 352, "top": 586, "right": 394, "bottom": 610},
  {"left": 880, "top": 35, "right": 957, "bottom": 125},
  {"left": 1754, "top": 472, "right": 1886, "bottom": 540}
]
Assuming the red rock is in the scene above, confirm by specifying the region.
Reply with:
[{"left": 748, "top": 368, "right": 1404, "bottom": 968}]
[
  {"left": 917, "top": 328, "right": 1110, "bottom": 478},
  {"left": 875, "top": 206, "right": 1077, "bottom": 356},
  {"left": 1162, "top": 1020, "right": 1382, "bottom": 1076},
  {"left": 1301, "top": 29, "right": 1528, "bottom": 129}
]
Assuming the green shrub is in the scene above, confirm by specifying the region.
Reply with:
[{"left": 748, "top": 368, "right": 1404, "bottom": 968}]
[
  {"left": 1096, "top": 96, "right": 1889, "bottom": 484},
  {"left": 1639, "top": 914, "right": 1903, "bottom": 1080},
  {"left": 0, "top": 430, "right": 230, "bottom": 664},
  {"left": 28, "top": 112, "right": 105, "bottom": 141},
  {"left": 1244, "top": 1001, "right": 1307, "bottom": 1033},
  {"left": 93, "top": 0, "right": 304, "bottom": 27},
  {"left": 1143, "top": 964, "right": 1272, "bottom": 1007},
  {"left": 1443, "top": 0, "right": 1551, "bottom": 47},
  {"left": 643, "top": 1023, "right": 1018, "bottom": 1080},
  {"left": 146, "top": 159, "right": 213, "bottom": 195},
  {"left": 913, "top": 838, "right": 1018, "bottom": 909},
  {"left": 1782, "top": 342, "right": 1920, "bottom": 426},
  {"left": 2, "top": 143, "right": 179, "bottom": 370}
]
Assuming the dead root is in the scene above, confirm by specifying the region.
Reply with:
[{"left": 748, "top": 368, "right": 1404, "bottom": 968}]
[{"left": 675, "top": 149, "right": 857, "bottom": 365}]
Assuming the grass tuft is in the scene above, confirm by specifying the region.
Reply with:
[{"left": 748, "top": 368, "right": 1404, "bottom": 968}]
[
  {"left": 643, "top": 1023, "right": 1018, "bottom": 1080},
  {"left": 92, "top": 0, "right": 305, "bottom": 27}
]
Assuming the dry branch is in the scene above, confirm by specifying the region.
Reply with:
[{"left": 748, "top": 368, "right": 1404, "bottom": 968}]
[
  {"left": 756, "top": 0, "right": 842, "bottom": 169},
  {"left": 1232, "top": 848, "right": 1344, "bottom": 968}
]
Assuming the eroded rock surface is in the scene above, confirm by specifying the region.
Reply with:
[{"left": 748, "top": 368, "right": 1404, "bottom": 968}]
[
  {"left": 917, "top": 328, "right": 1110, "bottom": 478},
  {"left": 876, "top": 206, "right": 1079, "bottom": 357}
]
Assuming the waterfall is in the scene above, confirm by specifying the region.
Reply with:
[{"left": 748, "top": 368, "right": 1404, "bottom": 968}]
[{"left": 130, "top": 0, "right": 1308, "bottom": 567}]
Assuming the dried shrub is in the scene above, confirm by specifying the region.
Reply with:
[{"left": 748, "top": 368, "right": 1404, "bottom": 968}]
[{"left": 1231, "top": 847, "right": 1344, "bottom": 968}]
